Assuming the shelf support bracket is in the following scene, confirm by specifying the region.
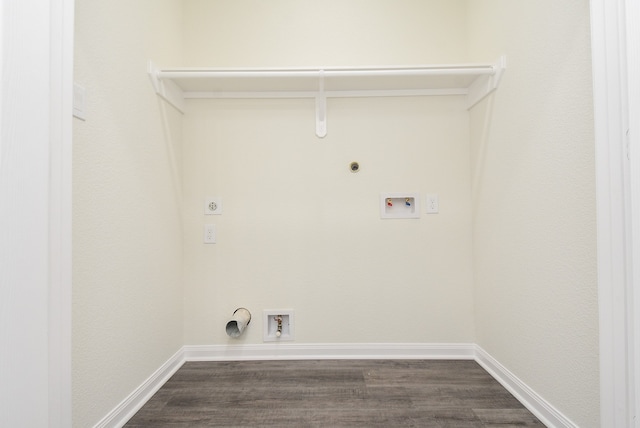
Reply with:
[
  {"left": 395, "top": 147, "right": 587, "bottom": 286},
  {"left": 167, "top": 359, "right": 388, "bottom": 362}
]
[
  {"left": 148, "top": 61, "right": 185, "bottom": 113},
  {"left": 315, "top": 70, "right": 327, "bottom": 138},
  {"left": 466, "top": 55, "right": 507, "bottom": 109}
]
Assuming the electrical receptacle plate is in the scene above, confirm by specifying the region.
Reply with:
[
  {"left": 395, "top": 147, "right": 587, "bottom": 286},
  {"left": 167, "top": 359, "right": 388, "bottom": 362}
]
[
  {"left": 204, "top": 224, "right": 216, "bottom": 244},
  {"left": 204, "top": 197, "right": 222, "bottom": 215},
  {"left": 425, "top": 194, "right": 439, "bottom": 214}
]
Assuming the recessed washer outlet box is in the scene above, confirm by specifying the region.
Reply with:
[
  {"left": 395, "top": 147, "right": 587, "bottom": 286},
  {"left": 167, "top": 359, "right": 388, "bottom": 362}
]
[
  {"left": 380, "top": 193, "right": 420, "bottom": 219},
  {"left": 263, "top": 310, "right": 295, "bottom": 342}
]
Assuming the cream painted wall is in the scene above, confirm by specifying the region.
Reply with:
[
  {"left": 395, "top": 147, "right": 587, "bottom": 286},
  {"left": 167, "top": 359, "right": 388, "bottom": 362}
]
[
  {"left": 181, "top": 0, "right": 475, "bottom": 345},
  {"left": 73, "top": 1, "right": 183, "bottom": 427},
  {"left": 467, "top": 1, "right": 598, "bottom": 427},
  {"left": 182, "top": 0, "right": 469, "bottom": 67},
  {"left": 183, "top": 96, "right": 474, "bottom": 344}
]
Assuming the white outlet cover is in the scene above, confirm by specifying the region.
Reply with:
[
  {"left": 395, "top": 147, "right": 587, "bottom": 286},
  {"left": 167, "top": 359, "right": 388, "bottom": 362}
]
[
  {"left": 204, "top": 224, "right": 216, "bottom": 244},
  {"left": 204, "top": 197, "right": 222, "bottom": 215},
  {"left": 426, "top": 194, "right": 439, "bottom": 214},
  {"left": 73, "top": 83, "right": 86, "bottom": 121}
]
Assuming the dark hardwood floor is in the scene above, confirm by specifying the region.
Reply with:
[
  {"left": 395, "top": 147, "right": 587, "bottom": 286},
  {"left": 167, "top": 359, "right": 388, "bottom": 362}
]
[{"left": 125, "top": 360, "right": 545, "bottom": 427}]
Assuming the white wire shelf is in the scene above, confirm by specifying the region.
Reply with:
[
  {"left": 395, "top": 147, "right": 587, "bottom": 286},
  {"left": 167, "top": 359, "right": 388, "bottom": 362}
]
[{"left": 148, "top": 56, "right": 506, "bottom": 137}]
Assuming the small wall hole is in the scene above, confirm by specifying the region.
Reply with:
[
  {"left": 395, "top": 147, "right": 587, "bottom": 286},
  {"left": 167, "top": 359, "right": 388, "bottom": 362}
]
[{"left": 350, "top": 161, "right": 360, "bottom": 173}]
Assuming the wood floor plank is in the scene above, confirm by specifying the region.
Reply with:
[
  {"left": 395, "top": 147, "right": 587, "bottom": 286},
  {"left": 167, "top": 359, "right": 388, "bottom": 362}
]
[
  {"left": 473, "top": 408, "right": 545, "bottom": 427},
  {"left": 124, "top": 360, "right": 545, "bottom": 427}
]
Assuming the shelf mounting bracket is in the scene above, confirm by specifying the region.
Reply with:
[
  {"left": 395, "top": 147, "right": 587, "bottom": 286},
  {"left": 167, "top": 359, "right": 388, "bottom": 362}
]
[
  {"left": 315, "top": 70, "right": 327, "bottom": 138},
  {"left": 148, "top": 61, "right": 185, "bottom": 113},
  {"left": 466, "top": 55, "right": 507, "bottom": 109}
]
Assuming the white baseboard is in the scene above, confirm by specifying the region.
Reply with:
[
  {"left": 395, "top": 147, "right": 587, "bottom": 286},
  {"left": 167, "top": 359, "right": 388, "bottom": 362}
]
[
  {"left": 474, "top": 345, "right": 578, "bottom": 428},
  {"left": 183, "top": 342, "right": 476, "bottom": 361},
  {"left": 99, "top": 343, "right": 577, "bottom": 428},
  {"left": 92, "top": 347, "right": 185, "bottom": 428}
]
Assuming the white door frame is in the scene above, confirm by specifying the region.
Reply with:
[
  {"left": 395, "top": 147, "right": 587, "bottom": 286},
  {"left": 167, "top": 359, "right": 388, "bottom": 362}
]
[
  {"left": 1, "top": 1, "right": 73, "bottom": 427},
  {"left": 2, "top": 1, "right": 631, "bottom": 426},
  {"left": 628, "top": 0, "right": 640, "bottom": 424},
  {"left": 591, "top": 0, "right": 638, "bottom": 426},
  {"left": 625, "top": 0, "right": 640, "bottom": 425},
  {"left": 48, "top": 0, "right": 74, "bottom": 426}
]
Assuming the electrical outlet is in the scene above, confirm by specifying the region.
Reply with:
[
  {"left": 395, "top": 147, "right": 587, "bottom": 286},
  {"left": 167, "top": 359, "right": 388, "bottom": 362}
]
[
  {"left": 204, "top": 197, "right": 222, "bottom": 215},
  {"left": 426, "top": 194, "right": 439, "bottom": 214},
  {"left": 204, "top": 224, "right": 216, "bottom": 244}
]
